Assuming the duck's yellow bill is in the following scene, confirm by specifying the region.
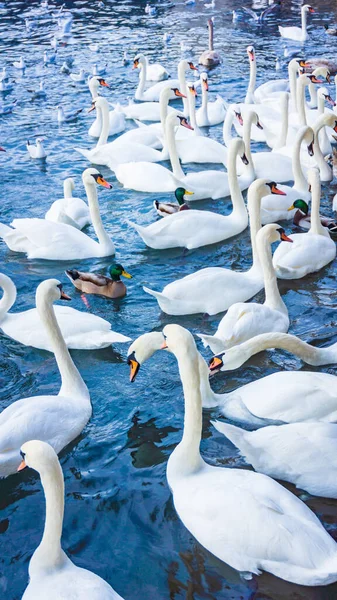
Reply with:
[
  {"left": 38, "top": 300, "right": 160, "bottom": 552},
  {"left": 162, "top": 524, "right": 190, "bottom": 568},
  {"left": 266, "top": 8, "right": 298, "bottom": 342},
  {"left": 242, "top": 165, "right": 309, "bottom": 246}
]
[
  {"left": 122, "top": 270, "right": 132, "bottom": 279},
  {"left": 184, "top": 191, "right": 194, "bottom": 196}
]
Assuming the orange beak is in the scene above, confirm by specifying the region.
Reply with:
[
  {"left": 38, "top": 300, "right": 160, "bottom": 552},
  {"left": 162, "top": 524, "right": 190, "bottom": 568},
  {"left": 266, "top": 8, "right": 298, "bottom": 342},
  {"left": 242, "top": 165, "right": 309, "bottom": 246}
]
[
  {"left": 188, "top": 86, "right": 197, "bottom": 97},
  {"left": 202, "top": 79, "right": 209, "bottom": 92},
  {"left": 280, "top": 232, "right": 293, "bottom": 243},
  {"left": 209, "top": 355, "right": 223, "bottom": 372},
  {"left": 129, "top": 359, "right": 140, "bottom": 383},
  {"left": 248, "top": 50, "right": 255, "bottom": 62},
  {"left": 100, "top": 79, "right": 110, "bottom": 88},
  {"left": 133, "top": 60, "right": 139, "bottom": 69},
  {"left": 161, "top": 340, "right": 168, "bottom": 349},
  {"left": 189, "top": 63, "right": 198, "bottom": 71},
  {"left": 174, "top": 89, "right": 187, "bottom": 98},
  {"left": 17, "top": 459, "right": 26, "bottom": 472},
  {"left": 97, "top": 176, "right": 112, "bottom": 189},
  {"left": 309, "top": 75, "right": 321, "bottom": 84},
  {"left": 333, "top": 121, "right": 337, "bottom": 133},
  {"left": 60, "top": 290, "right": 71, "bottom": 301},
  {"left": 308, "top": 6, "right": 315, "bottom": 13},
  {"left": 270, "top": 184, "right": 286, "bottom": 195}
]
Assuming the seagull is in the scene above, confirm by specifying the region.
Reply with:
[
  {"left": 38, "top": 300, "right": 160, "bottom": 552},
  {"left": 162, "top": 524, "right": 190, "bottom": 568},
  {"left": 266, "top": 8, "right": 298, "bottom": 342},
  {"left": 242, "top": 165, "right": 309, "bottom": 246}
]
[
  {"left": 60, "top": 61, "right": 71, "bottom": 74},
  {"left": 57, "top": 105, "right": 83, "bottom": 123},
  {"left": 240, "top": 3, "right": 278, "bottom": 24},
  {"left": 43, "top": 50, "right": 57, "bottom": 65},
  {"left": 70, "top": 68, "right": 86, "bottom": 82},
  {"left": 27, "top": 138, "right": 47, "bottom": 159},
  {"left": 89, "top": 43, "right": 99, "bottom": 52},
  {"left": 30, "top": 81, "right": 47, "bottom": 99},
  {"left": 122, "top": 51, "right": 130, "bottom": 67},
  {"left": 163, "top": 32, "right": 172, "bottom": 44},
  {"left": 13, "top": 57, "right": 26, "bottom": 69},
  {"left": 92, "top": 63, "right": 106, "bottom": 76}
]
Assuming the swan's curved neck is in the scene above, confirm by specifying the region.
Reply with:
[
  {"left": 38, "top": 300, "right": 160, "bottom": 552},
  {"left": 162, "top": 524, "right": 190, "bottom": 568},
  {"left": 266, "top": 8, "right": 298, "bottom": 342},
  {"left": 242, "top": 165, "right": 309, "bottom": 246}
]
[
  {"left": 84, "top": 180, "right": 115, "bottom": 253},
  {"left": 245, "top": 57, "right": 256, "bottom": 104},
  {"left": 178, "top": 61, "right": 189, "bottom": 117},
  {"left": 198, "top": 353, "right": 221, "bottom": 407},
  {"left": 308, "top": 81, "right": 318, "bottom": 108},
  {"left": 296, "top": 76, "right": 308, "bottom": 126},
  {"left": 273, "top": 92, "right": 289, "bottom": 149},
  {"left": 292, "top": 126, "right": 309, "bottom": 191},
  {"left": 168, "top": 343, "right": 204, "bottom": 477},
  {"left": 308, "top": 172, "right": 326, "bottom": 235},
  {"left": 231, "top": 332, "right": 337, "bottom": 368},
  {"left": 0, "top": 275, "right": 17, "bottom": 322},
  {"left": 257, "top": 234, "right": 286, "bottom": 313},
  {"left": 312, "top": 116, "right": 333, "bottom": 182},
  {"left": 223, "top": 108, "right": 236, "bottom": 146},
  {"left": 37, "top": 293, "right": 88, "bottom": 399},
  {"left": 96, "top": 101, "right": 110, "bottom": 146},
  {"left": 165, "top": 118, "right": 185, "bottom": 179},
  {"left": 227, "top": 142, "right": 248, "bottom": 217},
  {"left": 135, "top": 57, "right": 146, "bottom": 100},
  {"left": 29, "top": 461, "right": 65, "bottom": 577},
  {"left": 200, "top": 81, "right": 209, "bottom": 123},
  {"left": 301, "top": 7, "right": 308, "bottom": 35},
  {"left": 208, "top": 20, "right": 214, "bottom": 51},
  {"left": 187, "top": 90, "right": 200, "bottom": 135},
  {"left": 160, "top": 90, "right": 171, "bottom": 132},
  {"left": 242, "top": 112, "right": 257, "bottom": 183},
  {"left": 89, "top": 79, "right": 99, "bottom": 100},
  {"left": 247, "top": 182, "right": 263, "bottom": 269},
  {"left": 288, "top": 61, "right": 298, "bottom": 110}
]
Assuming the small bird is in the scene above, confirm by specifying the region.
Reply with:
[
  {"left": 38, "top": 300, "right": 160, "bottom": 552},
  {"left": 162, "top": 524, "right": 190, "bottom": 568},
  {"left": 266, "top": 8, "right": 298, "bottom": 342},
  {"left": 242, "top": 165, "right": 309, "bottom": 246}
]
[
  {"left": 154, "top": 188, "right": 193, "bottom": 217},
  {"left": 145, "top": 3, "right": 157, "bottom": 15},
  {"left": 27, "top": 138, "right": 47, "bottom": 159},
  {"left": 50, "top": 36, "right": 58, "bottom": 49},
  {"left": 43, "top": 50, "right": 57, "bottom": 65},
  {"left": 66, "top": 264, "right": 132, "bottom": 298},
  {"left": 57, "top": 105, "right": 83, "bottom": 123},
  {"left": 324, "top": 24, "right": 337, "bottom": 36},
  {"left": 163, "top": 32, "right": 172, "bottom": 44},
  {"left": 30, "top": 80, "right": 47, "bottom": 99},
  {"left": 92, "top": 63, "right": 106, "bottom": 76},
  {"left": 122, "top": 51, "right": 130, "bottom": 67},
  {"left": 70, "top": 68, "right": 86, "bottom": 83},
  {"left": 241, "top": 3, "right": 278, "bottom": 24},
  {"left": 204, "top": 0, "right": 215, "bottom": 8},
  {"left": 60, "top": 61, "right": 71, "bottom": 74},
  {"left": 13, "top": 57, "right": 25, "bottom": 69},
  {"left": 289, "top": 199, "right": 337, "bottom": 233},
  {"left": 89, "top": 43, "right": 99, "bottom": 52}
]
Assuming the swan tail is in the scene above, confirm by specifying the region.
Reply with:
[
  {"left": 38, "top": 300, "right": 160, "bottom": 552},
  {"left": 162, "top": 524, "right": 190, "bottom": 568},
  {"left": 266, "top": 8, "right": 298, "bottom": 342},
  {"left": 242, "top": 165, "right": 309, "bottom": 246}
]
[
  {"left": 216, "top": 94, "right": 228, "bottom": 108},
  {"left": 74, "top": 147, "right": 91, "bottom": 159},
  {"left": 143, "top": 286, "right": 193, "bottom": 315},
  {"left": 126, "top": 219, "right": 146, "bottom": 236},
  {"left": 211, "top": 420, "right": 247, "bottom": 451},
  {"left": 106, "top": 332, "right": 132, "bottom": 344},
  {"left": 0, "top": 223, "right": 12, "bottom": 238},
  {"left": 197, "top": 333, "right": 225, "bottom": 354},
  {"left": 133, "top": 119, "right": 146, "bottom": 128}
]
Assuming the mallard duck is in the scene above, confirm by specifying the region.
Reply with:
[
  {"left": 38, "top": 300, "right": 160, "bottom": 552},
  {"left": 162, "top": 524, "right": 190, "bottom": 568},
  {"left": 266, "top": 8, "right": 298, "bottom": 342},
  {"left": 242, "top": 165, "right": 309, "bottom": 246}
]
[
  {"left": 324, "top": 24, "right": 337, "bottom": 35},
  {"left": 153, "top": 187, "right": 193, "bottom": 217},
  {"left": 290, "top": 199, "right": 337, "bottom": 233},
  {"left": 66, "top": 263, "right": 132, "bottom": 298}
]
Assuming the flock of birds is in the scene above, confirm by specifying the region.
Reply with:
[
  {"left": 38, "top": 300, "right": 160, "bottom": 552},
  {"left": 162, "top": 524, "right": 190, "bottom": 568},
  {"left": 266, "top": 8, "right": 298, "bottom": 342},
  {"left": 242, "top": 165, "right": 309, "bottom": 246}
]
[{"left": 4, "top": 0, "right": 337, "bottom": 597}]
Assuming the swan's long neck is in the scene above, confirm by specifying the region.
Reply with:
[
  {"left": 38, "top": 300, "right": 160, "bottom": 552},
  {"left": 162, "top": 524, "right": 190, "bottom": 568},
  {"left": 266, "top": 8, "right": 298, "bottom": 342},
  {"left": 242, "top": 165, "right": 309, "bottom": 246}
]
[
  {"left": 200, "top": 81, "right": 209, "bottom": 123},
  {"left": 63, "top": 179, "right": 74, "bottom": 199},
  {"left": 247, "top": 181, "right": 263, "bottom": 269},
  {"left": 223, "top": 108, "right": 235, "bottom": 146},
  {"left": 258, "top": 234, "right": 286, "bottom": 313},
  {"left": 312, "top": 115, "right": 333, "bottom": 182},
  {"left": 0, "top": 275, "right": 17, "bottom": 322},
  {"left": 296, "top": 76, "right": 308, "bottom": 126},
  {"left": 187, "top": 90, "right": 200, "bottom": 135},
  {"left": 30, "top": 461, "right": 65, "bottom": 577},
  {"left": 160, "top": 89, "right": 171, "bottom": 132},
  {"left": 317, "top": 92, "right": 330, "bottom": 150},
  {"left": 301, "top": 7, "right": 308, "bottom": 36},
  {"left": 245, "top": 57, "right": 256, "bottom": 104},
  {"left": 96, "top": 101, "right": 110, "bottom": 146},
  {"left": 308, "top": 81, "right": 318, "bottom": 108},
  {"left": 292, "top": 126, "right": 309, "bottom": 191},
  {"left": 84, "top": 180, "right": 115, "bottom": 253},
  {"left": 135, "top": 57, "right": 146, "bottom": 100},
  {"left": 308, "top": 170, "right": 326, "bottom": 235},
  {"left": 242, "top": 112, "right": 256, "bottom": 178},
  {"left": 208, "top": 20, "right": 214, "bottom": 51},
  {"left": 198, "top": 353, "right": 221, "bottom": 408},
  {"left": 36, "top": 293, "right": 88, "bottom": 399},
  {"left": 227, "top": 141, "right": 248, "bottom": 218},
  {"left": 166, "top": 118, "right": 185, "bottom": 179},
  {"left": 178, "top": 61, "right": 189, "bottom": 117},
  {"left": 169, "top": 343, "right": 204, "bottom": 476},
  {"left": 289, "top": 61, "right": 298, "bottom": 110},
  {"left": 232, "top": 332, "right": 337, "bottom": 367}
]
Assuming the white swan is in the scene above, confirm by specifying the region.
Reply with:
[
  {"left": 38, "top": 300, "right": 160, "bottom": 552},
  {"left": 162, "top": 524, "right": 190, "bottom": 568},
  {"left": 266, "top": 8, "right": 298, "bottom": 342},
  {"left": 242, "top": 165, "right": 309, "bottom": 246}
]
[
  {"left": 253, "top": 56, "right": 301, "bottom": 105},
  {"left": 144, "top": 55, "right": 170, "bottom": 81},
  {"left": 143, "top": 179, "right": 285, "bottom": 315},
  {"left": 0, "top": 273, "right": 130, "bottom": 351},
  {"left": 129, "top": 329, "right": 337, "bottom": 425},
  {"left": 209, "top": 330, "right": 337, "bottom": 372},
  {"left": 45, "top": 177, "right": 91, "bottom": 230},
  {"left": 279, "top": 4, "right": 315, "bottom": 42},
  {"left": 212, "top": 420, "right": 337, "bottom": 500},
  {"left": 117, "top": 112, "right": 254, "bottom": 199},
  {"left": 127, "top": 138, "right": 249, "bottom": 249},
  {"left": 133, "top": 55, "right": 197, "bottom": 105},
  {"left": 131, "top": 324, "right": 337, "bottom": 586},
  {"left": 88, "top": 76, "right": 126, "bottom": 138},
  {"left": 0, "top": 279, "right": 91, "bottom": 478},
  {"left": 260, "top": 124, "right": 313, "bottom": 224},
  {"left": 19, "top": 440, "right": 123, "bottom": 599},
  {"left": 120, "top": 86, "right": 180, "bottom": 123},
  {"left": 75, "top": 97, "right": 165, "bottom": 169},
  {"left": 0, "top": 168, "right": 115, "bottom": 260},
  {"left": 198, "top": 224, "right": 291, "bottom": 353},
  {"left": 273, "top": 167, "right": 336, "bottom": 279},
  {"left": 196, "top": 72, "right": 226, "bottom": 127}
]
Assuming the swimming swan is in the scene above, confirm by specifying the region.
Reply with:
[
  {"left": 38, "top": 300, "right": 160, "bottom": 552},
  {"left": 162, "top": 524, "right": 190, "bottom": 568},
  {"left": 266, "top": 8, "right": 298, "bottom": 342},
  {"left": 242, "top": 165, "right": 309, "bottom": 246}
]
[{"left": 45, "top": 177, "right": 91, "bottom": 230}]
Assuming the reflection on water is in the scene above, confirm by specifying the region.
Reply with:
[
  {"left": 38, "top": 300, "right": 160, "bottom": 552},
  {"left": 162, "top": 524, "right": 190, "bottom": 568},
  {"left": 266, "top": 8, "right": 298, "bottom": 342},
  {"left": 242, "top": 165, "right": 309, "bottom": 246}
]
[{"left": 2, "top": 0, "right": 337, "bottom": 598}]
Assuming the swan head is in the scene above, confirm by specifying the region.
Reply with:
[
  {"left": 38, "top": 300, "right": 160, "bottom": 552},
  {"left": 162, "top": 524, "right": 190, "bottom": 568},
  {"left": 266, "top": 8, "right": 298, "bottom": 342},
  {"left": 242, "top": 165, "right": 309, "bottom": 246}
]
[
  {"left": 18, "top": 440, "right": 58, "bottom": 474},
  {"left": 303, "top": 4, "right": 315, "bottom": 13},
  {"left": 161, "top": 324, "right": 197, "bottom": 359},
  {"left": 312, "top": 67, "right": 331, "bottom": 84},
  {"left": 257, "top": 223, "right": 293, "bottom": 245},
  {"left": 247, "top": 45, "right": 255, "bottom": 62},
  {"left": 36, "top": 279, "right": 71, "bottom": 308},
  {"left": 166, "top": 112, "right": 194, "bottom": 131},
  {"left": 317, "top": 87, "right": 335, "bottom": 106},
  {"left": 133, "top": 54, "right": 146, "bottom": 70},
  {"left": 127, "top": 331, "right": 164, "bottom": 382},
  {"left": 186, "top": 61, "right": 198, "bottom": 71},
  {"left": 200, "top": 72, "right": 208, "bottom": 91},
  {"left": 82, "top": 167, "right": 112, "bottom": 189},
  {"left": 209, "top": 347, "right": 245, "bottom": 374},
  {"left": 229, "top": 138, "right": 248, "bottom": 165},
  {"left": 187, "top": 83, "right": 197, "bottom": 97}
]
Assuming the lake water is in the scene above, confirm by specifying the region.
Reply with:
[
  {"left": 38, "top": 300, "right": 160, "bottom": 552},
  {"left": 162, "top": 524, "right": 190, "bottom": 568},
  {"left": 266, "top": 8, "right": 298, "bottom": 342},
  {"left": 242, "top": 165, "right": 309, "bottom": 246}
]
[{"left": 2, "top": 0, "right": 337, "bottom": 598}]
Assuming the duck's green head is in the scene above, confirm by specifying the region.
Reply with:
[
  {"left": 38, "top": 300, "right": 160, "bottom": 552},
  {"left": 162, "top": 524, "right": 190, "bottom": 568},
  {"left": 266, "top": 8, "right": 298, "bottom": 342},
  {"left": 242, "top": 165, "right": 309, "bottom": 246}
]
[
  {"left": 109, "top": 263, "right": 132, "bottom": 281},
  {"left": 288, "top": 199, "right": 309, "bottom": 214},
  {"left": 174, "top": 187, "right": 194, "bottom": 205}
]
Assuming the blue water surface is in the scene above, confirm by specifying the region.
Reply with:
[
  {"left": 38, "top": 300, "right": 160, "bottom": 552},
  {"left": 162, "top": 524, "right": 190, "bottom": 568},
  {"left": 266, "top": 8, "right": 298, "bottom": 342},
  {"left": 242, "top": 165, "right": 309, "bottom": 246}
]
[{"left": 2, "top": 0, "right": 337, "bottom": 598}]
